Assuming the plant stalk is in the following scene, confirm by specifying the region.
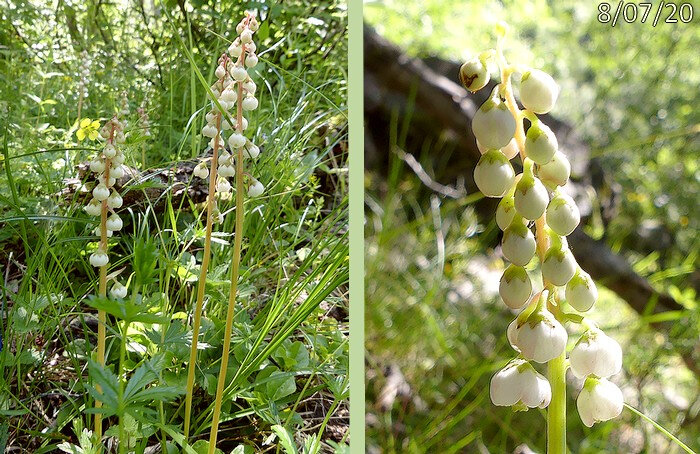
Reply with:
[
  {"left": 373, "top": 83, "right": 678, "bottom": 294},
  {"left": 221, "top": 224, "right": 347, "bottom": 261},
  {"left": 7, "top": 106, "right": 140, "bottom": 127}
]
[
  {"left": 547, "top": 348, "right": 567, "bottom": 454},
  {"left": 118, "top": 320, "right": 130, "bottom": 454},
  {"left": 499, "top": 42, "right": 566, "bottom": 452},
  {"left": 183, "top": 113, "right": 221, "bottom": 440},
  {"left": 95, "top": 124, "right": 114, "bottom": 445},
  {"left": 208, "top": 66, "right": 246, "bottom": 454}
]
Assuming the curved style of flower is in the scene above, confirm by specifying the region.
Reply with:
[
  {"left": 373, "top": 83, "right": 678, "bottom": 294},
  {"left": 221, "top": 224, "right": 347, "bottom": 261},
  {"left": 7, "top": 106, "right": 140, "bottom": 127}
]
[{"left": 463, "top": 24, "right": 624, "bottom": 452}]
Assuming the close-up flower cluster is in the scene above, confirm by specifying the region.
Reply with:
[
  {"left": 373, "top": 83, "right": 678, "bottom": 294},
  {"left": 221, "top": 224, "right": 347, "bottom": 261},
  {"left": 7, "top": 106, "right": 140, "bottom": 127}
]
[{"left": 461, "top": 25, "right": 624, "bottom": 436}]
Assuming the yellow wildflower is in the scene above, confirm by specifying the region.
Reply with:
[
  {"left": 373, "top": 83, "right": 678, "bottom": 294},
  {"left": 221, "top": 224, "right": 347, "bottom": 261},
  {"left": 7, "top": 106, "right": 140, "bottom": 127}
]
[{"left": 76, "top": 118, "right": 100, "bottom": 141}]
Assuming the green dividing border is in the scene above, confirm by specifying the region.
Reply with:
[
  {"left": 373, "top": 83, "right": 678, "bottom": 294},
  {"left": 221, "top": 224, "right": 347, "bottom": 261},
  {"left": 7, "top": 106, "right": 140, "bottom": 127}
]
[{"left": 348, "top": 0, "right": 365, "bottom": 452}]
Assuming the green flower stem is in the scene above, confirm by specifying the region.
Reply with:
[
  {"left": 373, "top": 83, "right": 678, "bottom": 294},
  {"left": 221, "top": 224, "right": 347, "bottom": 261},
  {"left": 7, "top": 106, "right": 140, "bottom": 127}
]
[
  {"left": 208, "top": 54, "right": 247, "bottom": 454},
  {"left": 95, "top": 123, "right": 115, "bottom": 448},
  {"left": 183, "top": 113, "right": 221, "bottom": 441},
  {"left": 547, "top": 348, "right": 567, "bottom": 454}
]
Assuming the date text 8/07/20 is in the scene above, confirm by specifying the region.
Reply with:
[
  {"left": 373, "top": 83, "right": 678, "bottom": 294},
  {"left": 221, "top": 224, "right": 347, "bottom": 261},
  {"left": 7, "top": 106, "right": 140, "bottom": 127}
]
[{"left": 598, "top": 2, "right": 694, "bottom": 26}]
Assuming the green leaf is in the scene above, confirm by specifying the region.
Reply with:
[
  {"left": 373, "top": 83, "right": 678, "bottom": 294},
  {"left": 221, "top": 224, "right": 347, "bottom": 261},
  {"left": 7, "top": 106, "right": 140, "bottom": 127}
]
[
  {"left": 271, "top": 425, "right": 298, "bottom": 454},
  {"left": 265, "top": 371, "right": 297, "bottom": 402}
]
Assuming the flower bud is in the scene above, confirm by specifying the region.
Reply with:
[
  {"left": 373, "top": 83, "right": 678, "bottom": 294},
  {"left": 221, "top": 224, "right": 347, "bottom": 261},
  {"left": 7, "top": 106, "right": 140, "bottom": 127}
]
[
  {"left": 112, "top": 152, "right": 126, "bottom": 166},
  {"left": 576, "top": 377, "right": 623, "bottom": 427},
  {"left": 245, "top": 53, "right": 258, "bottom": 68},
  {"left": 98, "top": 175, "right": 116, "bottom": 187},
  {"left": 490, "top": 359, "right": 551, "bottom": 409},
  {"left": 240, "top": 29, "right": 253, "bottom": 44},
  {"left": 90, "top": 159, "right": 105, "bottom": 173},
  {"left": 110, "top": 281, "right": 128, "bottom": 299},
  {"left": 473, "top": 150, "right": 515, "bottom": 198},
  {"left": 566, "top": 270, "right": 598, "bottom": 312},
  {"left": 90, "top": 250, "right": 109, "bottom": 267},
  {"left": 546, "top": 192, "right": 580, "bottom": 236},
  {"left": 93, "top": 184, "right": 110, "bottom": 201},
  {"left": 508, "top": 303, "right": 567, "bottom": 363},
  {"left": 232, "top": 66, "right": 248, "bottom": 82},
  {"left": 107, "top": 191, "right": 123, "bottom": 209},
  {"left": 202, "top": 125, "right": 218, "bottom": 138},
  {"left": 520, "top": 69, "right": 559, "bottom": 114},
  {"left": 472, "top": 97, "right": 516, "bottom": 150},
  {"left": 93, "top": 227, "right": 113, "bottom": 238},
  {"left": 228, "top": 133, "right": 246, "bottom": 149},
  {"left": 84, "top": 199, "right": 102, "bottom": 216},
  {"left": 221, "top": 88, "right": 237, "bottom": 103},
  {"left": 243, "top": 80, "right": 256, "bottom": 95},
  {"left": 542, "top": 245, "right": 577, "bottom": 286},
  {"left": 459, "top": 57, "right": 490, "bottom": 92},
  {"left": 110, "top": 165, "right": 125, "bottom": 180},
  {"left": 538, "top": 151, "right": 570, "bottom": 187},
  {"left": 247, "top": 178, "right": 264, "bottom": 197},
  {"left": 496, "top": 195, "right": 515, "bottom": 230},
  {"left": 194, "top": 162, "right": 209, "bottom": 179},
  {"left": 499, "top": 265, "right": 532, "bottom": 309},
  {"left": 215, "top": 65, "right": 226, "bottom": 79},
  {"left": 570, "top": 328, "right": 622, "bottom": 379},
  {"left": 106, "top": 214, "right": 123, "bottom": 231},
  {"left": 242, "top": 96, "right": 258, "bottom": 111},
  {"left": 514, "top": 173, "right": 549, "bottom": 221},
  {"left": 501, "top": 219, "right": 536, "bottom": 266},
  {"left": 228, "top": 43, "right": 243, "bottom": 58},
  {"left": 103, "top": 144, "right": 117, "bottom": 158},
  {"left": 525, "top": 122, "right": 558, "bottom": 165}
]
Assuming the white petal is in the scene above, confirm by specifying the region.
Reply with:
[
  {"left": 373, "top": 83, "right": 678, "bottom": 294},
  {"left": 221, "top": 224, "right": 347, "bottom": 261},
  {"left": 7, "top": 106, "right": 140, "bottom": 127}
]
[
  {"left": 490, "top": 365, "right": 522, "bottom": 406},
  {"left": 576, "top": 388, "right": 596, "bottom": 427}
]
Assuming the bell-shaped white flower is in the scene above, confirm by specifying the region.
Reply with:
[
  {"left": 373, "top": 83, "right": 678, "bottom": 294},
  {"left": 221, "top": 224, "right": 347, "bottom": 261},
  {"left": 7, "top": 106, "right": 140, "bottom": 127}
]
[
  {"left": 525, "top": 122, "right": 558, "bottom": 165},
  {"left": 231, "top": 66, "right": 248, "bottom": 82},
  {"left": 89, "top": 250, "right": 109, "bottom": 267},
  {"left": 93, "top": 184, "right": 110, "bottom": 201},
  {"left": 90, "top": 159, "right": 105, "bottom": 173},
  {"left": 546, "top": 191, "right": 580, "bottom": 236},
  {"left": 566, "top": 269, "right": 598, "bottom": 312},
  {"left": 110, "top": 281, "right": 128, "bottom": 299},
  {"left": 240, "top": 29, "right": 253, "bottom": 44},
  {"left": 473, "top": 150, "right": 515, "bottom": 198},
  {"left": 570, "top": 327, "right": 622, "bottom": 379},
  {"left": 228, "top": 42, "right": 242, "bottom": 58},
  {"left": 538, "top": 151, "right": 570, "bottom": 187},
  {"left": 514, "top": 173, "right": 549, "bottom": 220},
  {"left": 193, "top": 162, "right": 209, "bottom": 179},
  {"left": 490, "top": 359, "right": 551, "bottom": 409},
  {"left": 508, "top": 300, "right": 567, "bottom": 363},
  {"left": 499, "top": 265, "right": 532, "bottom": 309},
  {"left": 110, "top": 165, "right": 125, "bottom": 180},
  {"left": 202, "top": 124, "right": 218, "bottom": 138},
  {"left": 245, "top": 53, "right": 258, "bottom": 68},
  {"left": 243, "top": 80, "right": 256, "bottom": 95},
  {"left": 472, "top": 97, "right": 516, "bottom": 149},
  {"left": 576, "top": 377, "right": 623, "bottom": 427},
  {"left": 218, "top": 164, "right": 235, "bottom": 178},
  {"left": 107, "top": 191, "right": 123, "bottom": 209},
  {"left": 496, "top": 195, "right": 515, "bottom": 230},
  {"left": 242, "top": 95, "right": 258, "bottom": 111},
  {"left": 244, "top": 142, "right": 260, "bottom": 159},
  {"left": 459, "top": 56, "right": 490, "bottom": 92},
  {"left": 501, "top": 219, "right": 536, "bottom": 266},
  {"left": 215, "top": 65, "right": 226, "bottom": 79},
  {"left": 216, "top": 178, "right": 232, "bottom": 194},
  {"left": 228, "top": 132, "right": 246, "bottom": 149},
  {"left": 519, "top": 69, "right": 559, "bottom": 114},
  {"left": 106, "top": 213, "right": 123, "bottom": 232},
  {"left": 542, "top": 244, "right": 577, "bottom": 286},
  {"left": 84, "top": 199, "right": 102, "bottom": 216},
  {"left": 103, "top": 143, "right": 117, "bottom": 159},
  {"left": 247, "top": 178, "right": 264, "bottom": 197},
  {"left": 112, "top": 152, "right": 126, "bottom": 166}
]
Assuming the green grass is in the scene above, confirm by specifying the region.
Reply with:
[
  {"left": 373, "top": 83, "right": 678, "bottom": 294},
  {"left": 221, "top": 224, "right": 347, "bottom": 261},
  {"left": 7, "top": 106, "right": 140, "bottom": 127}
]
[{"left": 0, "top": 2, "right": 348, "bottom": 452}]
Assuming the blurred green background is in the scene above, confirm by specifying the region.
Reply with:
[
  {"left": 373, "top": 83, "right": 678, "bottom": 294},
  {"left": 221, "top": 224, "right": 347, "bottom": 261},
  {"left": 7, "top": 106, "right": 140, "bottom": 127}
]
[{"left": 364, "top": 0, "right": 698, "bottom": 452}]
